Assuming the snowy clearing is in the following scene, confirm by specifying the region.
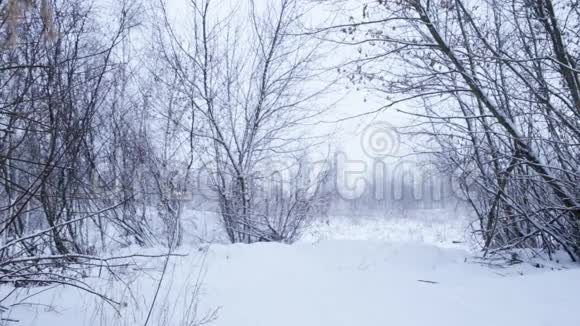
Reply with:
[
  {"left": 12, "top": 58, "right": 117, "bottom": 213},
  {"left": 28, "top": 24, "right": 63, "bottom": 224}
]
[
  {"left": 2, "top": 0, "right": 579, "bottom": 325},
  {"left": 3, "top": 213, "right": 579, "bottom": 326}
]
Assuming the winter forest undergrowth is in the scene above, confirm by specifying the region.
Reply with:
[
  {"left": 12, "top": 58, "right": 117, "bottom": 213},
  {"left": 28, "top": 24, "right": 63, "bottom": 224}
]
[{"left": 0, "top": 0, "right": 579, "bottom": 325}]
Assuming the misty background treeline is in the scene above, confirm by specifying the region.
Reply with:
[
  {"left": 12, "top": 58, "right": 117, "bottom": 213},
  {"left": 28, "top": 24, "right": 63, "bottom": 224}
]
[{"left": 0, "top": 0, "right": 578, "bottom": 289}]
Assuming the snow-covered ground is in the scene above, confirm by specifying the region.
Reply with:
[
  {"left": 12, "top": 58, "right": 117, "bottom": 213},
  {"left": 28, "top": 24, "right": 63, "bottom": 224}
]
[
  {"left": 2, "top": 210, "right": 579, "bottom": 326},
  {"left": 302, "top": 208, "right": 471, "bottom": 247}
]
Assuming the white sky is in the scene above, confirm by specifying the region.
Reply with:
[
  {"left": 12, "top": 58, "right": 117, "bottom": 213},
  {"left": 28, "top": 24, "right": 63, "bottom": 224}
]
[{"left": 118, "top": 0, "right": 418, "bottom": 164}]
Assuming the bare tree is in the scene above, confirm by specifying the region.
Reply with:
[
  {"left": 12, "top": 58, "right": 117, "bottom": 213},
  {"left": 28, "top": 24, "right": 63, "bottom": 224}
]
[
  {"left": 325, "top": 0, "right": 580, "bottom": 259},
  {"left": 0, "top": 0, "right": 168, "bottom": 303},
  {"left": 154, "top": 0, "right": 330, "bottom": 243}
]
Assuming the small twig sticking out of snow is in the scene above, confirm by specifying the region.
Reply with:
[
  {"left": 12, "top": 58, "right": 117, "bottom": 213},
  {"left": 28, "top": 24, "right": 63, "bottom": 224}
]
[
  {"left": 417, "top": 279, "right": 439, "bottom": 284},
  {"left": 0, "top": 318, "right": 19, "bottom": 323}
]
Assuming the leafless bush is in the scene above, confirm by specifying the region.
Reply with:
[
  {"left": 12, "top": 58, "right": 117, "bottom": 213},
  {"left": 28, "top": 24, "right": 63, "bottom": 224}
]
[
  {"left": 327, "top": 0, "right": 580, "bottom": 260},
  {"left": 0, "top": 0, "right": 171, "bottom": 304},
  {"left": 154, "top": 0, "right": 331, "bottom": 243}
]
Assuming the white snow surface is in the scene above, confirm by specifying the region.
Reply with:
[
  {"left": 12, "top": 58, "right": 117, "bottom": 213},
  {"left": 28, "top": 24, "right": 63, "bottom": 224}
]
[{"left": 2, "top": 211, "right": 579, "bottom": 326}]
